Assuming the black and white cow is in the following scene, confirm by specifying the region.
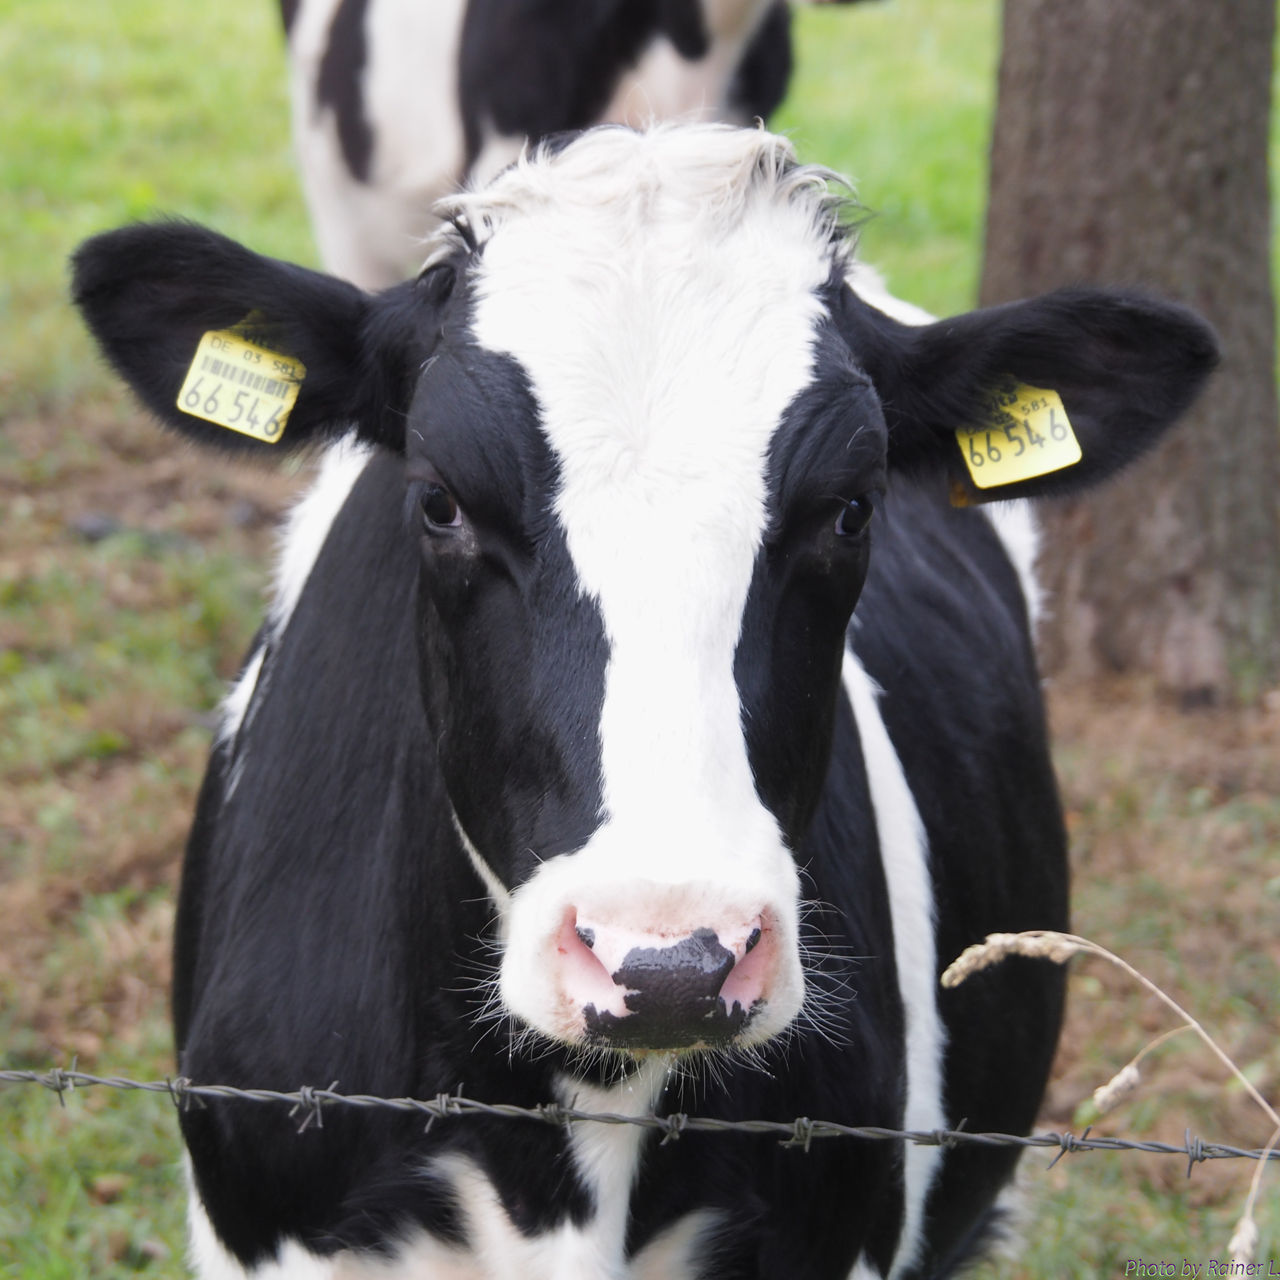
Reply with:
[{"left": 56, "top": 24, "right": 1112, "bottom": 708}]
[
  {"left": 73, "top": 126, "right": 1215, "bottom": 1279},
  {"left": 284, "top": 0, "right": 866, "bottom": 288}
]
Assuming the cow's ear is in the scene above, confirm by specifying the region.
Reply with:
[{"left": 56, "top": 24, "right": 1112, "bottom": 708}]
[
  {"left": 834, "top": 283, "right": 1219, "bottom": 500},
  {"left": 72, "top": 221, "right": 428, "bottom": 454}
]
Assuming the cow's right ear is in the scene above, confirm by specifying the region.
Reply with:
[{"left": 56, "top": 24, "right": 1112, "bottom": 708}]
[
  {"left": 72, "top": 221, "right": 428, "bottom": 454},
  {"left": 834, "top": 281, "right": 1218, "bottom": 500}
]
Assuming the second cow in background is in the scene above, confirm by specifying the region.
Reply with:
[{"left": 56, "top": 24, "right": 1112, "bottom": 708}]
[{"left": 282, "top": 0, "right": 860, "bottom": 287}]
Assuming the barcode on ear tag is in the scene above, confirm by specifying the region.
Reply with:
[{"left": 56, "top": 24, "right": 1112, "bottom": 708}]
[
  {"left": 957, "top": 384, "right": 1081, "bottom": 488},
  {"left": 176, "top": 331, "right": 306, "bottom": 444}
]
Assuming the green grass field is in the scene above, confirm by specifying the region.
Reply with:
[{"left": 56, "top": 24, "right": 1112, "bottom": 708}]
[
  {"left": 0, "top": 0, "right": 1003, "bottom": 425},
  {"left": 1, "top": 0, "right": 1278, "bottom": 1273},
  {"left": 0, "top": 0, "right": 314, "bottom": 421}
]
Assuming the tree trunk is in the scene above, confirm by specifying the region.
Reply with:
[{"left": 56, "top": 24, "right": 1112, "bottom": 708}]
[{"left": 980, "top": 0, "right": 1280, "bottom": 704}]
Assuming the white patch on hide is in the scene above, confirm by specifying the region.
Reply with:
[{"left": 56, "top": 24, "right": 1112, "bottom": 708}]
[
  {"left": 980, "top": 498, "right": 1043, "bottom": 632},
  {"left": 288, "top": 0, "right": 468, "bottom": 286},
  {"left": 848, "top": 1254, "right": 884, "bottom": 1280},
  {"left": 556, "top": 1057, "right": 671, "bottom": 1274},
  {"left": 187, "top": 1160, "right": 336, "bottom": 1280},
  {"left": 216, "top": 435, "right": 371, "bottom": 788},
  {"left": 601, "top": 0, "right": 774, "bottom": 128},
  {"left": 219, "top": 645, "right": 266, "bottom": 745},
  {"left": 629, "top": 1208, "right": 719, "bottom": 1279},
  {"left": 269, "top": 435, "right": 374, "bottom": 643},
  {"left": 845, "top": 263, "right": 934, "bottom": 328},
  {"left": 841, "top": 650, "right": 946, "bottom": 1280},
  {"left": 451, "top": 807, "right": 512, "bottom": 929}
]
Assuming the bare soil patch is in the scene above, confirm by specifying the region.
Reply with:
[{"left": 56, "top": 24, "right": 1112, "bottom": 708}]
[{"left": 0, "top": 402, "right": 308, "bottom": 1061}]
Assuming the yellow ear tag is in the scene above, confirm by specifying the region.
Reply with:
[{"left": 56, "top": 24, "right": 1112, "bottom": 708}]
[
  {"left": 176, "top": 330, "right": 306, "bottom": 444},
  {"left": 956, "top": 383, "right": 1081, "bottom": 489}
]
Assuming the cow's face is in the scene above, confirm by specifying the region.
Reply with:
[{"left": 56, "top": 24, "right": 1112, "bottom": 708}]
[
  {"left": 402, "top": 146, "right": 887, "bottom": 1053},
  {"left": 72, "top": 125, "right": 1217, "bottom": 1059}
]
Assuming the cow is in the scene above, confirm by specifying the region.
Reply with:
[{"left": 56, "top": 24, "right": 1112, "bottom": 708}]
[
  {"left": 284, "top": 0, "right": 869, "bottom": 289},
  {"left": 72, "top": 124, "right": 1215, "bottom": 1280}
]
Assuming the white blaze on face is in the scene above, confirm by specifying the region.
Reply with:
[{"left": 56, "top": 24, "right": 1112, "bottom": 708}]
[{"left": 461, "top": 128, "right": 837, "bottom": 1046}]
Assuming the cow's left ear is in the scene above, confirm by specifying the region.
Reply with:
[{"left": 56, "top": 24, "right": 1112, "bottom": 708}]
[
  {"left": 834, "top": 283, "right": 1219, "bottom": 499},
  {"left": 72, "top": 221, "right": 436, "bottom": 454}
]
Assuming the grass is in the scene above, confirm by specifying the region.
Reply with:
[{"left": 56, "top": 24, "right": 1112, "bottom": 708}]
[
  {"left": 776, "top": 0, "right": 1001, "bottom": 318},
  {"left": 1, "top": 0, "right": 1278, "bottom": 1273},
  {"left": 0, "top": 1032, "right": 186, "bottom": 1276},
  {"left": 0, "top": 0, "right": 315, "bottom": 421}
]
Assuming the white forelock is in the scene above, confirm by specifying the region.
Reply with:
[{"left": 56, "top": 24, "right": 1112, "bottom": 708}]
[{"left": 435, "top": 123, "right": 852, "bottom": 268}]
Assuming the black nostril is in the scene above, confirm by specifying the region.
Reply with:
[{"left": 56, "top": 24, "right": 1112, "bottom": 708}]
[
  {"left": 576, "top": 926, "right": 595, "bottom": 950},
  {"left": 745, "top": 927, "right": 761, "bottom": 953}
]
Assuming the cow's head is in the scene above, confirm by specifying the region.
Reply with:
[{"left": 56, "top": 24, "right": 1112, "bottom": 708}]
[{"left": 73, "top": 126, "right": 1215, "bottom": 1058}]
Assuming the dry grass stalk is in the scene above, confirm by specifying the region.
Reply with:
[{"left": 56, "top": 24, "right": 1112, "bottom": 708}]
[
  {"left": 1228, "top": 1125, "right": 1279, "bottom": 1265},
  {"left": 942, "top": 930, "right": 1280, "bottom": 1130},
  {"left": 942, "top": 929, "right": 1280, "bottom": 1257},
  {"left": 939, "top": 931, "right": 1082, "bottom": 987},
  {"left": 1091, "top": 1025, "right": 1196, "bottom": 1117},
  {"left": 1228, "top": 1214, "right": 1260, "bottom": 1267},
  {"left": 1091, "top": 1062, "right": 1142, "bottom": 1116}
]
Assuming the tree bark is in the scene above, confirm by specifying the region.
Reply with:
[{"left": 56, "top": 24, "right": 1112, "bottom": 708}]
[{"left": 980, "top": 0, "right": 1280, "bottom": 704}]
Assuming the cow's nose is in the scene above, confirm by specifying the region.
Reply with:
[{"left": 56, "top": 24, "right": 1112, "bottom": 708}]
[{"left": 555, "top": 912, "right": 771, "bottom": 1049}]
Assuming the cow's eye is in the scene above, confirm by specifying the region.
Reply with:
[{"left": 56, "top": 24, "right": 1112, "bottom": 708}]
[
  {"left": 421, "top": 485, "right": 462, "bottom": 529},
  {"left": 836, "top": 496, "right": 873, "bottom": 538}
]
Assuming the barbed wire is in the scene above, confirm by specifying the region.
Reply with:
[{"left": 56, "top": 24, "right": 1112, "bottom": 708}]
[{"left": 3, "top": 1067, "right": 1278, "bottom": 1171}]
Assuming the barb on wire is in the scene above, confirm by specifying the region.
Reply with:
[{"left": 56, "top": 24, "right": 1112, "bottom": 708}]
[
  {"left": 658, "top": 1112, "right": 688, "bottom": 1145},
  {"left": 3, "top": 1068, "right": 1280, "bottom": 1166},
  {"left": 784, "top": 1117, "right": 816, "bottom": 1152}
]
